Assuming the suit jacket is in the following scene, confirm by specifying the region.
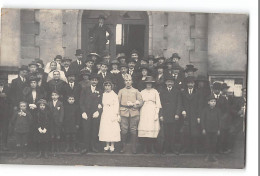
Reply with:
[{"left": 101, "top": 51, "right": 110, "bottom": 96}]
[
  {"left": 47, "top": 79, "right": 66, "bottom": 101},
  {"left": 181, "top": 88, "right": 200, "bottom": 134},
  {"left": 155, "top": 74, "right": 165, "bottom": 93},
  {"left": 80, "top": 86, "right": 102, "bottom": 118},
  {"left": 128, "top": 69, "right": 139, "bottom": 89},
  {"left": 89, "top": 24, "right": 113, "bottom": 44},
  {"left": 48, "top": 100, "right": 64, "bottom": 125},
  {"left": 64, "top": 82, "right": 81, "bottom": 104},
  {"left": 9, "top": 76, "right": 28, "bottom": 107},
  {"left": 160, "top": 87, "right": 182, "bottom": 123},
  {"left": 68, "top": 60, "right": 84, "bottom": 81},
  {"left": 0, "top": 84, "right": 11, "bottom": 120},
  {"left": 61, "top": 66, "right": 70, "bottom": 77},
  {"left": 23, "top": 87, "right": 45, "bottom": 105},
  {"left": 97, "top": 72, "right": 114, "bottom": 90}
]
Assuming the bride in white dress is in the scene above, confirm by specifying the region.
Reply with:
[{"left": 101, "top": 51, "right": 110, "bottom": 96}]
[{"left": 98, "top": 79, "right": 121, "bottom": 152}]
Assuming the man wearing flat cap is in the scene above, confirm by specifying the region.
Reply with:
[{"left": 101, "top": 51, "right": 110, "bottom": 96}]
[{"left": 89, "top": 15, "right": 113, "bottom": 55}]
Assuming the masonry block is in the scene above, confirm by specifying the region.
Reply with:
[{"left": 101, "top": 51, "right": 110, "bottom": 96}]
[
  {"left": 191, "top": 26, "right": 207, "bottom": 39},
  {"left": 21, "top": 10, "right": 35, "bottom": 22},
  {"left": 195, "top": 39, "right": 207, "bottom": 51},
  {"left": 195, "top": 14, "right": 208, "bottom": 27},
  {"left": 190, "top": 50, "right": 207, "bottom": 62},
  {"left": 21, "top": 22, "right": 39, "bottom": 35},
  {"left": 21, "top": 34, "right": 35, "bottom": 46},
  {"left": 21, "top": 47, "right": 39, "bottom": 59}
]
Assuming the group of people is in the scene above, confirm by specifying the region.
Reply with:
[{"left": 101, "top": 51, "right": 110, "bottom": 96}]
[{"left": 0, "top": 49, "right": 246, "bottom": 163}]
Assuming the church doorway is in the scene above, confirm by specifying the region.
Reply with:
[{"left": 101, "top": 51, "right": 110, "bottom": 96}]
[{"left": 81, "top": 10, "right": 149, "bottom": 59}]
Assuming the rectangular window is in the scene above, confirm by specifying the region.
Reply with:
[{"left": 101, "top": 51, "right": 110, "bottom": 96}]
[{"left": 116, "top": 24, "right": 122, "bottom": 45}]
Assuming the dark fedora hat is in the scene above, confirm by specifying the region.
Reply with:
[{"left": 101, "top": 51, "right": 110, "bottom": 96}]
[
  {"left": 28, "top": 61, "right": 39, "bottom": 67},
  {"left": 130, "top": 49, "right": 139, "bottom": 55},
  {"left": 139, "top": 64, "right": 151, "bottom": 72},
  {"left": 196, "top": 75, "right": 208, "bottom": 82},
  {"left": 184, "top": 64, "right": 198, "bottom": 73},
  {"left": 155, "top": 63, "right": 166, "bottom": 69},
  {"left": 37, "top": 99, "right": 48, "bottom": 106},
  {"left": 207, "top": 94, "right": 217, "bottom": 101},
  {"left": 221, "top": 83, "right": 230, "bottom": 90},
  {"left": 170, "top": 53, "right": 181, "bottom": 60},
  {"left": 110, "top": 59, "right": 120, "bottom": 65},
  {"left": 212, "top": 82, "right": 222, "bottom": 90},
  {"left": 80, "top": 69, "right": 91, "bottom": 76},
  {"left": 144, "top": 76, "right": 156, "bottom": 83},
  {"left": 29, "top": 75, "right": 39, "bottom": 82},
  {"left": 62, "top": 57, "right": 72, "bottom": 62},
  {"left": 164, "top": 74, "right": 175, "bottom": 82},
  {"left": 35, "top": 59, "right": 44, "bottom": 67},
  {"left": 54, "top": 55, "right": 62, "bottom": 60},
  {"left": 165, "top": 58, "right": 174, "bottom": 64},
  {"left": 19, "top": 65, "right": 29, "bottom": 71},
  {"left": 127, "top": 57, "right": 137, "bottom": 63},
  {"left": 98, "top": 14, "right": 106, "bottom": 20},
  {"left": 75, "top": 49, "right": 83, "bottom": 56},
  {"left": 100, "top": 61, "right": 110, "bottom": 67},
  {"left": 119, "top": 63, "right": 128, "bottom": 69},
  {"left": 89, "top": 73, "right": 100, "bottom": 80}
]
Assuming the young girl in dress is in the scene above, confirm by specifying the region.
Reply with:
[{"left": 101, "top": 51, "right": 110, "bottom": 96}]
[
  {"left": 98, "top": 79, "right": 120, "bottom": 152},
  {"left": 138, "top": 76, "right": 161, "bottom": 154}
]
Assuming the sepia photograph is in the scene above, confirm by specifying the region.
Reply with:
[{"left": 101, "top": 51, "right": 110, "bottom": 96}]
[{"left": 0, "top": 7, "right": 248, "bottom": 169}]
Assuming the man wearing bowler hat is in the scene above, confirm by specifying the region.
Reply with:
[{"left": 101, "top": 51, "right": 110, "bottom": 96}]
[
  {"left": 10, "top": 65, "right": 28, "bottom": 110},
  {"left": 89, "top": 15, "right": 113, "bottom": 55},
  {"left": 68, "top": 49, "right": 85, "bottom": 81},
  {"left": 159, "top": 75, "right": 182, "bottom": 155}
]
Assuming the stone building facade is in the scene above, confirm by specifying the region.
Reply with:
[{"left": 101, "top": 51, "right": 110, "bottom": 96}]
[{"left": 1, "top": 9, "right": 248, "bottom": 93}]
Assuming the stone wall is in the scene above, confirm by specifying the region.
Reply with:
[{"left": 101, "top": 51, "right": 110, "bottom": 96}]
[{"left": 208, "top": 13, "right": 248, "bottom": 72}]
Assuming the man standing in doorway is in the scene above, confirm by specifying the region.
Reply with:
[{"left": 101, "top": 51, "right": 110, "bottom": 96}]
[{"left": 89, "top": 15, "right": 113, "bottom": 56}]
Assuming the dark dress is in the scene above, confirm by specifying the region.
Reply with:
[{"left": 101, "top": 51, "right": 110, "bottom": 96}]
[
  {"left": 63, "top": 103, "right": 80, "bottom": 134},
  {"left": 34, "top": 109, "right": 51, "bottom": 142}
]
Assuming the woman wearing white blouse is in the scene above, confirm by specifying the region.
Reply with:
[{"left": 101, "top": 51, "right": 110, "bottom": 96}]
[
  {"left": 98, "top": 79, "right": 121, "bottom": 152},
  {"left": 138, "top": 76, "right": 161, "bottom": 154}
]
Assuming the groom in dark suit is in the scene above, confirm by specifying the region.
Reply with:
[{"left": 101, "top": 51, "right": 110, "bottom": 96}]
[
  {"left": 159, "top": 75, "right": 182, "bottom": 155},
  {"left": 79, "top": 73, "right": 103, "bottom": 154}
]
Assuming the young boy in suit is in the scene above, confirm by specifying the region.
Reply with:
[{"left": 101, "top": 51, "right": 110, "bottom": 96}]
[
  {"left": 201, "top": 94, "right": 221, "bottom": 162},
  {"left": 63, "top": 95, "right": 80, "bottom": 152},
  {"left": 48, "top": 91, "right": 64, "bottom": 154},
  {"left": 10, "top": 101, "right": 32, "bottom": 159}
]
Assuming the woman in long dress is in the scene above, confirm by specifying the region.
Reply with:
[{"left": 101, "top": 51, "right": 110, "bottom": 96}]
[
  {"left": 98, "top": 79, "right": 121, "bottom": 152},
  {"left": 138, "top": 76, "right": 162, "bottom": 154}
]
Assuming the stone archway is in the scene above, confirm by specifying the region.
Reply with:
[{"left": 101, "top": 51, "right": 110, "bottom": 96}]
[{"left": 78, "top": 10, "right": 151, "bottom": 58}]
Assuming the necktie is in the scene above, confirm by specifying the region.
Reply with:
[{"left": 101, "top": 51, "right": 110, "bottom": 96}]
[
  {"left": 168, "top": 87, "right": 171, "bottom": 92},
  {"left": 78, "top": 60, "right": 81, "bottom": 65},
  {"left": 70, "top": 83, "right": 73, "bottom": 89}
]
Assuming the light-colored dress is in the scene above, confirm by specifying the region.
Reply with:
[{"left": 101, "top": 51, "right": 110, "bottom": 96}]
[
  {"left": 99, "top": 90, "right": 121, "bottom": 142},
  {"left": 138, "top": 88, "right": 161, "bottom": 138}
]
